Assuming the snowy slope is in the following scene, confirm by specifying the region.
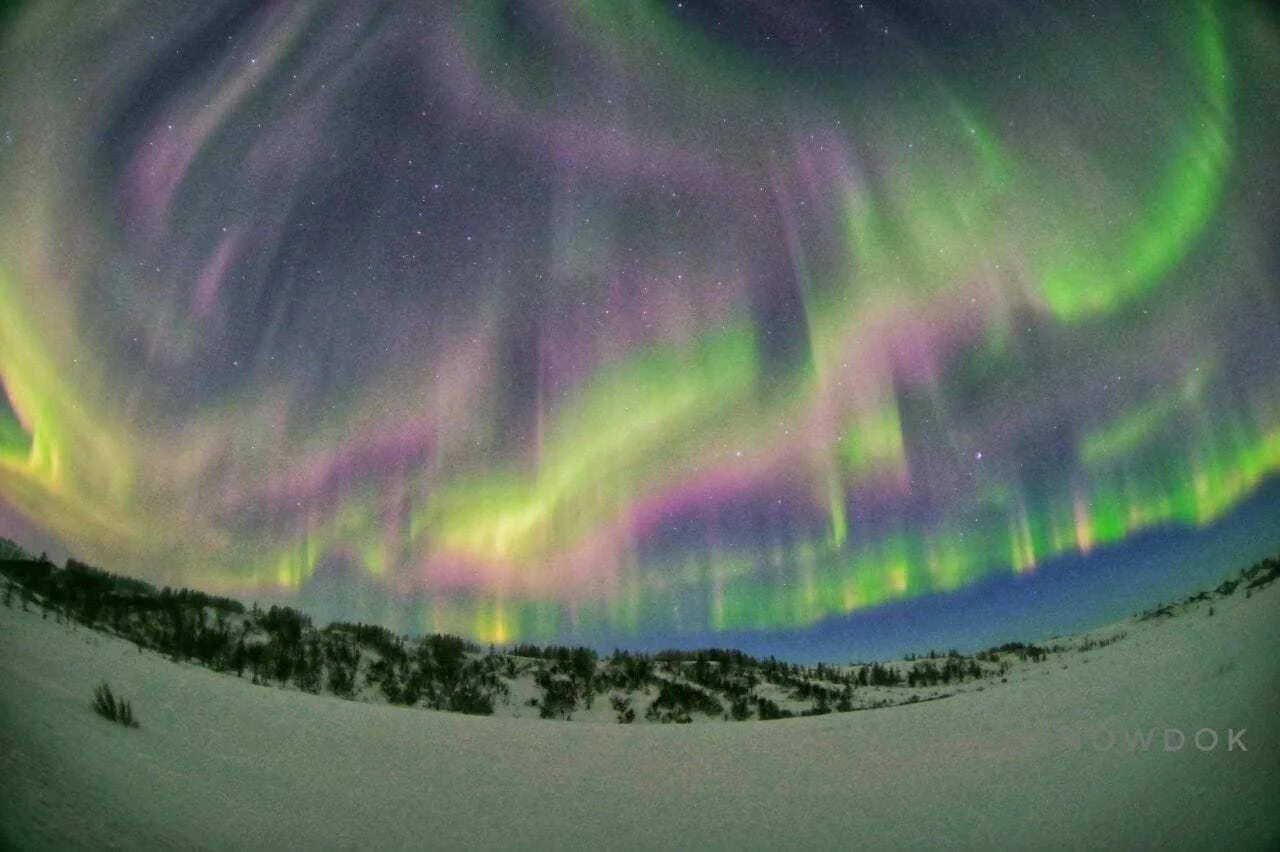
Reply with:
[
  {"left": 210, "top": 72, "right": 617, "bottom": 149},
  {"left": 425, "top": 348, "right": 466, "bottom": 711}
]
[{"left": 2, "top": 583, "right": 1278, "bottom": 850}]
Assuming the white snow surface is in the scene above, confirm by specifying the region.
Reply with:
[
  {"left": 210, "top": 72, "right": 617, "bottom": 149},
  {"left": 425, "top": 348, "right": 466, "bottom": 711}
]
[{"left": 2, "top": 584, "right": 1278, "bottom": 850}]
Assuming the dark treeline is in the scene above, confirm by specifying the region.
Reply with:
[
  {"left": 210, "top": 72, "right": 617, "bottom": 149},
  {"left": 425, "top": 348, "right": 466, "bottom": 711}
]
[
  {"left": 4, "top": 536, "right": 1275, "bottom": 724},
  {"left": 0, "top": 546, "right": 919, "bottom": 721},
  {"left": 0, "top": 546, "right": 506, "bottom": 716}
]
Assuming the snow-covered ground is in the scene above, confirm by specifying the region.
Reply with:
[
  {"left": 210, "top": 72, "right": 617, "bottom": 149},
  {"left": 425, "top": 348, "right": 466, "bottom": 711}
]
[{"left": 2, "top": 582, "right": 1277, "bottom": 849}]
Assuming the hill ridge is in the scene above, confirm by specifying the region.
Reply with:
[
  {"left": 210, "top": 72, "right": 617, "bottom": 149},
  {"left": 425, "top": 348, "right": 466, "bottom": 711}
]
[{"left": 3, "top": 535, "right": 1275, "bottom": 724}]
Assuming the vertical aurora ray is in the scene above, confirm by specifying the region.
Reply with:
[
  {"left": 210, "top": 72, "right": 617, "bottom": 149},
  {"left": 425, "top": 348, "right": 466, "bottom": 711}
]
[{"left": 1, "top": 0, "right": 1278, "bottom": 647}]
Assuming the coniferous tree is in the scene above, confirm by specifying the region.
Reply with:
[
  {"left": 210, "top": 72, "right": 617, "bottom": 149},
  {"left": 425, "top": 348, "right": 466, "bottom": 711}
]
[{"left": 92, "top": 682, "right": 139, "bottom": 728}]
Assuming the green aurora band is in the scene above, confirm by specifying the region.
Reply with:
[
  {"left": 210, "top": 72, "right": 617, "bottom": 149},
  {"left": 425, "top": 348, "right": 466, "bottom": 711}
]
[{"left": 1, "top": 1, "right": 1278, "bottom": 644}]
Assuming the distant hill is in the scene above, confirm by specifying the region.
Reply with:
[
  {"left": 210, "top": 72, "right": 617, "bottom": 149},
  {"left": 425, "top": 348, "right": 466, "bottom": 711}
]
[{"left": 1, "top": 542, "right": 1276, "bottom": 724}]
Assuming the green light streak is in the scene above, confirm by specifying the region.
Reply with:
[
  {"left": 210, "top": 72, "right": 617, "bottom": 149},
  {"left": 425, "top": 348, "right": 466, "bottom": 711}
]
[
  {"left": 424, "top": 326, "right": 758, "bottom": 563},
  {"left": 1036, "top": 2, "right": 1230, "bottom": 319}
]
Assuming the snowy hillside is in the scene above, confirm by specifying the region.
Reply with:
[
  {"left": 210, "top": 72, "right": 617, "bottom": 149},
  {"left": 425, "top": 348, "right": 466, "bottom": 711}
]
[
  {"left": 2, "top": 558, "right": 1278, "bottom": 848},
  {"left": 5, "top": 549, "right": 1275, "bottom": 729}
]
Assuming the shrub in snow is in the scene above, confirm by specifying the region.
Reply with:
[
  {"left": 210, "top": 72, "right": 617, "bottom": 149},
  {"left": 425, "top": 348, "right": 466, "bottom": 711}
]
[{"left": 92, "top": 681, "right": 139, "bottom": 728}]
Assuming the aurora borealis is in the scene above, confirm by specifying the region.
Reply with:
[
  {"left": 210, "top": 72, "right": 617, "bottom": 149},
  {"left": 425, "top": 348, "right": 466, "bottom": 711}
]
[{"left": 1, "top": 1, "right": 1278, "bottom": 651}]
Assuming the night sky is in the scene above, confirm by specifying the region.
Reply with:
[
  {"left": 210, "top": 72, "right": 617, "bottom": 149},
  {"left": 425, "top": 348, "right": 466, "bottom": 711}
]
[{"left": 1, "top": 1, "right": 1278, "bottom": 656}]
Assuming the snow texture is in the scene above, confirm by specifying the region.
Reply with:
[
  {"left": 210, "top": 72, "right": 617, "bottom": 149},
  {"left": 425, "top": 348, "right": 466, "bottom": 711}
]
[{"left": 2, "top": 582, "right": 1278, "bottom": 849}]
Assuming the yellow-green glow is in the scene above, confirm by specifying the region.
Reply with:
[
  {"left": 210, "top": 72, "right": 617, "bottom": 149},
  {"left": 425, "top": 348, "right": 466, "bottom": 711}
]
[{"left": 0, "top": 0, "right": 1276, "bottom": 647}]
